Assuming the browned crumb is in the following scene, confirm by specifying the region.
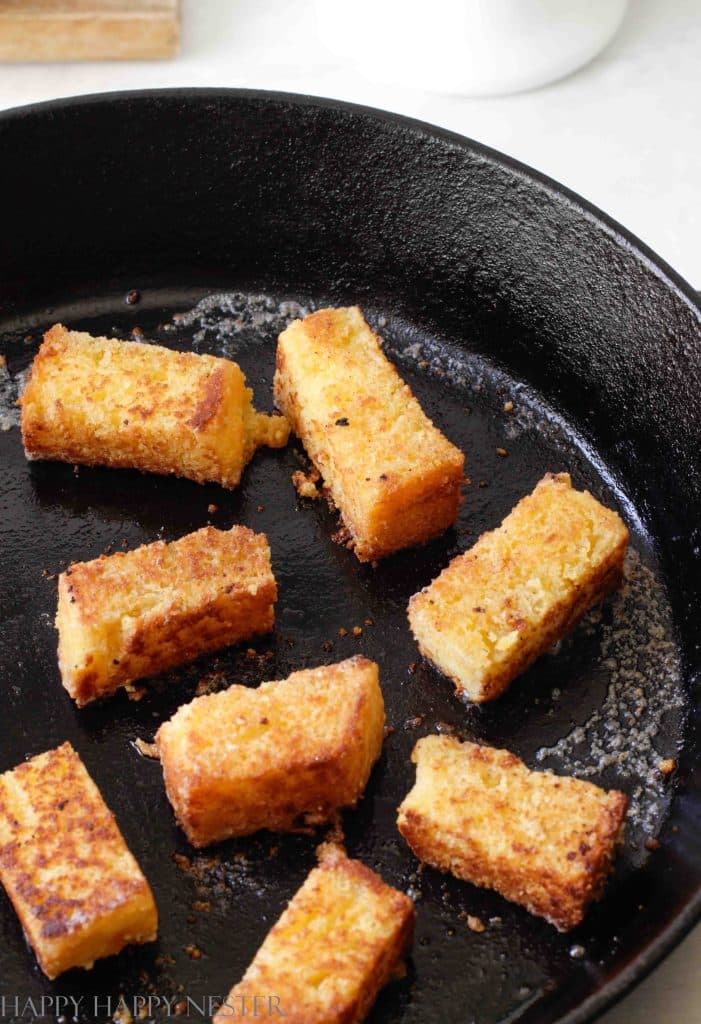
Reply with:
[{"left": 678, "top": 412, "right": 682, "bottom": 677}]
[
  {"left": 405, "top": 716, "right": 424, "bottom": 730},
  {"left": 113, "top": 1001, "right": 134, "bottom": 1024},
  {"left": 246, "top": 647, "right": 257, "bottom": 659},
  {"left": 131, "top": 326, "right": 144, "bottom": 338},
  {"left": 257, "top": 504, "right": 265, "bottom": 513},
  {"left": 503, "top": 400, "right": 514, "bottom": 413},
  {"left": 331, "top": 524, "right": 352, "bottom": 546},
  {"left": 125, "top": 684, "right": 147, "bottom": 702},
  {"left": 496, "top": 447, "right": 508, "bottom": 457},
  {"left": 645, "top": 837, "right": 661, "bottom": 851},
  {"left": 338, "top": 627, "right": 348, "bottom": 637},
  {"left": 322, "top": 640, "right": 334, "bottom": 652},
  {"left": 207, "top": 503, "right": 219, "bottom": 515},
  {"left": 192, "top": 900, "right": 211, "bottom": 913},
  {"left": 292, "top": 468, "right": 321, "bottom": 499},
  {"left": 658, "top": 758, "right": 677, "bottom": 776},
  {"left": 352, "top": 626, "right": 363, "bottom": 637},
  {"left": 133, "top": 737, "right": 159, "bottom": 759},
  {"left": 173, "top": 1001, "right": 187, "bottom": 1016},
  {"left": 195, "top": 672, "right": 228, "bottom": 697},
  {"left": 316, "top": 813, "right": 346, "bottom": 856},
  {"left": 364, "top": 618, "right": 374, "bottom": 626},
  {"left": 0, "top": 354, "right": 6, "bottom": 368},
  {"left": 461, "top": 912, "right": 486, "bottom": 933},
  {"left": 478, "top": 480, "right": 488, "bottom": 488},
  {"left": 408, "top": 662, "right": 417, "bottom": 674},
  {"left": 173, "top": 853, "right": 192, "bottom": 872},
  {"left": 383, "top": 725, "right": 396, "bottom": 739},
  {"left": 184, "top": 944, "right": 203, "bottom": 960}
]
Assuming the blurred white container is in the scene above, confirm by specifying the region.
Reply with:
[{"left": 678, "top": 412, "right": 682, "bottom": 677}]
[{"left": 315, "top": 0, "right": 630, "bottom": 96}]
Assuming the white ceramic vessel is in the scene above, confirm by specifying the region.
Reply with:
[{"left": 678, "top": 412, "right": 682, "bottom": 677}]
[{"left": 315, "top": 0, "right": 630, "bottom": 96}]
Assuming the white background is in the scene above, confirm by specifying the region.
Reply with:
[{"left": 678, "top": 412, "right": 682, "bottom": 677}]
[{"left": 0, "top": 1, "right": 699, "bottom": 1019}]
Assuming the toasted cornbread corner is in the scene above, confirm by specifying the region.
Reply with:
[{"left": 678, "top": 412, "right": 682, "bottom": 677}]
[
  {"left": 408, "top": 472, "right": 629, "bottom": 702},
  {"left": 213, "top": 846, "right": 415, "bottom": 1024},
  {"left": 398, "top": 735, "right": 627, "bottom": 931},
  {"left": 156, "top": 656, "right": 385, "bottom": 847},
  {"left": 56, "top": 525, "right": 276, "bottom": 706},
  {"left": 0, "top": 742, "right": 157, "bottom": 979},
  {"left": 20, "top": 324, "right": 289, "bottom": 488},
  {"left": 274, "top": 307, "right": 464, "bottom": 561}
]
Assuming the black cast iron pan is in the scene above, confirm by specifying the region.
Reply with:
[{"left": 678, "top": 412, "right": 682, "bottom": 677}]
[{"left": 0, "top": 89, "right": 700, "bottom": 1024}]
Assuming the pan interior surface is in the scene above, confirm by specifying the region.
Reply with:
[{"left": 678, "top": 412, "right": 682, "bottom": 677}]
[{"left": 0, "top": 284, "right": 689, "bottom": 1024}]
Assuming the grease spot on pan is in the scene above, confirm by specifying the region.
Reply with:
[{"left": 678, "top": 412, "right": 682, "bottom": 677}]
[{"left": 536, "top": 549, "right": 683, "bottom": 841}]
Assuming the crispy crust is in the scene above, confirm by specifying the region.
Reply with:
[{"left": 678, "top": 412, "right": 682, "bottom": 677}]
[
  {"left": 213, "top": 847, "right": 415, "bottom": 1024},
  {"left": 20, "top": 324, "right": 289, "bottom": 488},
  {"left": 156, "top": 656, "right": 385, "bottom": 847},
  {"left": 0, "top": 743, "right": 157, "bottom": 979},
  {"left": 273, "top": 307, "right": 464, "bottom": 561},
  {"left": 56, "top": 525, "right": 276, "bottom": 706},
  {"left": 397, "top": 735, "right": 628, "bottom": 932},
  {"left": 408, "top": 472, "right": 629, "bottom": 702}
]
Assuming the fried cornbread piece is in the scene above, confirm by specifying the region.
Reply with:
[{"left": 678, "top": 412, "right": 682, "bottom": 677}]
[
  {"left": 274, "top": 307, "right": 464, "bottom": 561},
  {"left": 408, "top": 472, "right": 629, "bottom": 702},
  {"left": 20, "top": 324, "right": 289, "bottom": 488},
  {"left": 0, "top": 742, "right": 157, "bottom": 979},
  {"left": 156, "top": 656, "right": 385, "bottom": 847},
  {"left": 397, "top": 735, "right": 627, "bottom": 931},
  {"left": 213, "top": 844, "right": 415, "bottom": 1024},
  {"left": 56, "top": 525, "right": 276, "bottom": 706}
]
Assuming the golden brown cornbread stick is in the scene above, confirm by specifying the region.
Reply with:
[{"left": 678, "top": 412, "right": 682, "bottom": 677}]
[
  {"left": 156, "top": 656, "right": 385, "bottom": 847},
  {"left": 274, "top": 307, "right": 465, "bottom": 561},
  {"left": 20, "top": 324, "right": 289, "bottom": 488},
  {"left": 56, "top": 525, "right": 276, "bottom": 706},
  {"left": 0, "top": 742, "right": 157, "bottom": 979},
  {"left": 408, "top": 472, "right": 629, "bottom": 702},
  {"left": 213, "top": 844, "right": 415, "bottom": 1024},
  {"left": 397, "top": 735, "right": 628, "bottom": 932}
]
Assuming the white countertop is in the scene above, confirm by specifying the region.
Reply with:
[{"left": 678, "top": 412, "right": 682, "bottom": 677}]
[{"left": 0, "top": 1, "right": 699, "bottom": 1020}]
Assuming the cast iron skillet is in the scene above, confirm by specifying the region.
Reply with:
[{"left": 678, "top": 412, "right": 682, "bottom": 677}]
[{"left": 0, "top": 90, "right": 700, "bottom": 1024}]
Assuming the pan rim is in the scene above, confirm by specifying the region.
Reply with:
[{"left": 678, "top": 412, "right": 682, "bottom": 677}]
[{"left": 1, "top": 85, "right": 699, "bottom": 1024}]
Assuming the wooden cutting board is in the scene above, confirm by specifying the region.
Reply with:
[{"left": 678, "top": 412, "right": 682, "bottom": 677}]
[{"left": 0, "top": 1, "right": 179, "bottom": 61}]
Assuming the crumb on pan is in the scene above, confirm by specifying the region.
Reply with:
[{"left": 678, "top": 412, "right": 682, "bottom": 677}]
[
  {"left": 292, "top": 468, "right": 321, "bottom": 499},
  {"left": 461, "top": 913, "right": 486, "bottom": 933},
  {"left": 133, "top": 738, "right": 160, "bottom": 760}
]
